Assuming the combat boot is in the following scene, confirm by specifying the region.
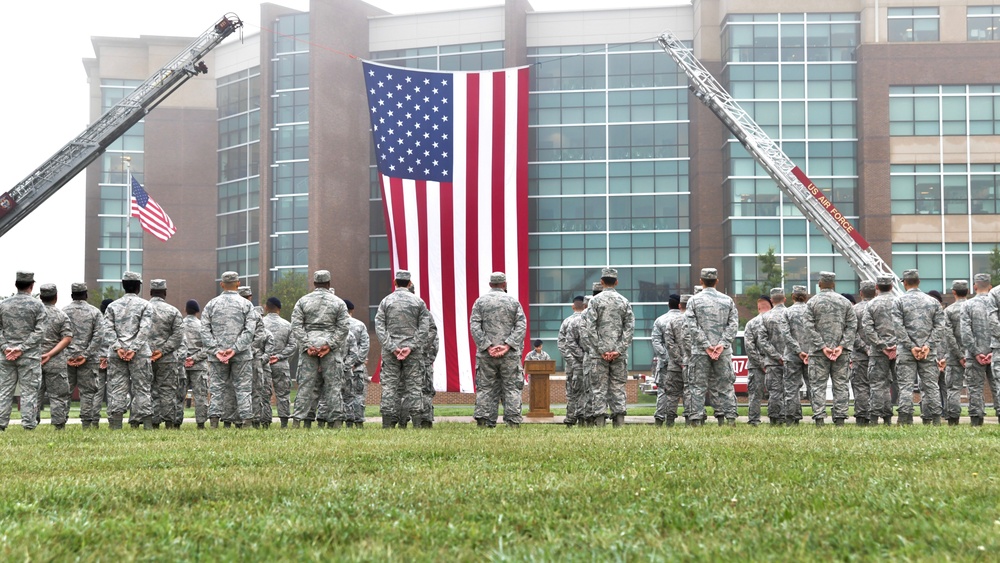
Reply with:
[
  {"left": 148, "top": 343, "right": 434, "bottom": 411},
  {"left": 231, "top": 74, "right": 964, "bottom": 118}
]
[
  {"left": 612, "top": 414, "right": 625, "bottom": 427},
  {"left": 317, "top": 420, "right": 327, "bottom": 429},
  {"left": 130, "top": 420, "right": 141, "bottom": 429},
  {"left": 303, "top": 420, "right": 312, "bottom": 429},
  {"left": 883, "top": 416, "right": 893, "bottom": 425},
  {"left": 856, "top": 417, "right": 868, "bottom": 427},
  {"left": 143, "top": 417, "right": 154, "bottom": 430},
  {"left": 92, "top": 421, "right": 100, "bottom": 429},
  {"left": 898, "top": 414, "right": 913, "bottom": 425},
  {"left": 280, "top": 417, "right": 288, "bottom": 428},
  {"left": 54, "top": 424, "right": 65, "bottom": 431},
  {"left": 726, "top": 418, "right": 736, "bottom": 426},
  {"left": 210, "top": 417, "right": 219, "bottom": 429},
  {"left": 81, "top": 421, "right": 90, "bottom": 430},
  {"left": 345, "top": 421, "right": 354, "bottom": 428},
  {"left": 654, "top": 418, "right": 664, "bottom": 427},
  {"left": 398, "top": 421, "right": 408, "bottom": 429},
  {"left": 223, "top": 421, "right": 232, "bottom": 429},
  {"left": 355, "top": 421, "right": 364, "bottom": 429},
  {"left": 716, "top": 416, "right": 725, "bottom": 426},
  {"left": 593, "top": 416, "right": 606, "bottom": 427},
  {"left": 241, "top": 419, "right": 254, "bottom": 428},
  {"left": 329, "top": 420, "right": 343, "bottom": 429},
  {"left": 163, "top": 422, "right": 174, "bottom": 430},
  {"left": 815, "top": 418, "right": 824, "bottom": 426},
  {"left": 197, "top": 422, "right": 205, "bottom": 430},
  {"left": 505, "top": 421, "right": 520, "bottom": 428},
  {"left": 420, "top": 420, "right": 432, "bottom": 429},
  {"left": 292, "top": 419, "right": 301, "bottom": 429},
  {"left": 947, "top": 418, "right": 959, "bottom": 426},
  {"left": 665, "top": 418, "right": 675, "bottom": 427},
  {"left": 932, "top": 416, "right": 941, "bottom": 426},
  {"left": 971, "top": 416, "right": 984, "bottom": 427},
  {"left": 109, "top": 416, "right": 123, "bottom": 430},
  {"left": 384, "top": 420, "right": 397, "bottom": 429},
  {"left": 833, "top": 418, "right": 845, "bottom": 427}
]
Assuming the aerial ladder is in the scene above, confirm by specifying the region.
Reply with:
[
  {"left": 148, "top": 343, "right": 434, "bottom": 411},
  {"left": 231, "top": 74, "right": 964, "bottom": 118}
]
[
  {"left": 0, "top": 13, "right": 243, "bottom": 237},
  {"left": 656, "top": 31, "right": 900, "bottom": 288}
]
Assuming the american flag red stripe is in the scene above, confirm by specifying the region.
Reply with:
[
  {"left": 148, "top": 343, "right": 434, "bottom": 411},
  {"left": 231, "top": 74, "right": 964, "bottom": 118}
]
[
  {"left": 130, "top": 176, "right": 176, "bottom": 242},
  {"left": 364, "top": 62, "right": 530, "bottom": 393}
]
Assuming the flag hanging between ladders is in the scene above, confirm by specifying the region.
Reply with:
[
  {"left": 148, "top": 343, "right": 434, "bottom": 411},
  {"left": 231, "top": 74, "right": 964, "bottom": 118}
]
[
  {"left": 130, "top": 176, "right": 176, "bottom": 242},
  {"left": 362, "top": 60, "right": 531, "bottom": 393}
]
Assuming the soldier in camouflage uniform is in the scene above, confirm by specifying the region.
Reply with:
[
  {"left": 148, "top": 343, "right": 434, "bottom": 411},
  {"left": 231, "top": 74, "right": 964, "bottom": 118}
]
[
  {"left": 470, "top": 272, "right": 528, "bottom": 428},
  {"left": 743, "top": 294, "right": 771, "bottom": 426},
  {"left": 202, "top": 271, "right": 257, "bottom": 429},
  {"left": 37, "top": 284, "right": 73, "bottom": 430},
  {"left": 666, "top": 294, "right": 693, "bottom": 424},
  {"left": 575, "top": 282, "right": 604, "bottom": 426},
  {"left": 103, "top": 272, "right": 155, "bottom": 429},
  {"left": 650, "top": 295, "right": 678, "bottom": 426},
  {"left": 179, "top": 300, "right": 209, "bottom": 429},
  {"left": 781, "top": 286, "right": 812, "bottom": 424},
  {"left": 684, "top": 268, "right": 739, "bottom": 425},
  {"left": 0, "top": 271, "right": 46, "bottom": 431},
  {"left": 290, "top": 270, "right": 351, "bottom": 428},
  {"left": 892, "top": 269, "right": 945, "bottom": 425},
  {"left": 760, "top": 287, "right": 788, "bottom": 425},
  {"left": 64, "top": 283, "right": 104, "bottom": 429},
  {"left": 262, "top": 297, "right": 295, "bottom": 428},
  {"left": 557, "top": 296, "right": 586, "bottom": 426},
  {"left": 146, "top": 279, "right": 185, "bottom": 429},
  {"left": 803, "top": 272, "right": 857, "bottom": 425},
  {"left": 942, "top": 280, "right": 969, "bottom": 425},
  {"left": 850, "top": 281, "right": 876, "bottom": 425},
  {"left": 964, "top": 274, "right": 993, "bottom": 426},
  {"left": 238, "top": 286, "right": 273, "bottom": 428},
  {"left": 341, "top": 300, "right": 370, "bottom": 428},
  {"left": 97, "top": 298, "right": 114, "bottom": 419},
  {"left": 374, "top": 271, "right": 431, "bottom": 428},
  {"left": 422, "top": 310, "right": 439, "bottom": 428},
  {"left": 583, "top": 268, "right": 635, "bottom": 427},
  {"left": 861, "top": 275, "right": 899, "bottom": 425},
  {"left": 525, "top": 339, "right": 551, "bottom": 361}
]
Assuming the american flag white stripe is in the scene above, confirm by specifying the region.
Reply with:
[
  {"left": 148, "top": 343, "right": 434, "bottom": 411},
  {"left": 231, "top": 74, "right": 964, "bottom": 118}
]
[{"left": 130, "top": 177, "right": 176, "bottom": 242}]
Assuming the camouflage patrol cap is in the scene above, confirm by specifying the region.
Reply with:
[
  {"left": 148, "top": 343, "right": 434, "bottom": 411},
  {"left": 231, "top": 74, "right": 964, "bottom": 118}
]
[
  {"left": 902, "top": 269, "right": 919, "bottom": 281},
  {"left": 221, "top": 272, "right": 240, "bottom": 283},
  {"left": 122, "top": 271, "right": 141, "bottom": 282},
  {"left": 150, "top": 279, "right": 167, "bottom": 291},
  {"left": 818, "top": 271, "right": 836, "bottom": 284},
  {"left": 71, "top": 282, "right": 87, "bottom": 293},
  {"left": 592, "top": 282, "right": 604, "bottom": 292},
  {"left": 700, "top": 268, "right": 718, "bottom": 280},
  {"left": 859, "top": 280, "right": 876, "bottom": 292},
  {"left": 237, "top": 286, "right": 252, "bottom": 297},
  {"left": 792, "top": 285, "right": 809, "bottom": 296},
  {"left": 876, "top": 274, "right": 894, "bottom": 286},
  {"left": 314, "top": 270, "right": 331, "bottom": 283},
  {"left": 395, "top": 270, "right": 411, "bottom": 282},
  {"left": 601, "top": 267, "right": 618, "bottom": 279},
  {"left": 974, "top": 273, "right": 991, "bottom": 284},
  {"left": 770, "top": 287, "right": 785, "bottom": 297},
  {"left": 952, "top": 279, "right": 969, "bottom": 292},
  {"left": 39, "top": 283, "right": 57, "bottom": 298},
  {"left": 680, "top": 294, "right": 692, "bottom": 304},
  {"left": 15, "top": 271, "right": 33, "bottom": 283},
  {"left": 490, "top": 272, "right": 506, "bottom": 284}
]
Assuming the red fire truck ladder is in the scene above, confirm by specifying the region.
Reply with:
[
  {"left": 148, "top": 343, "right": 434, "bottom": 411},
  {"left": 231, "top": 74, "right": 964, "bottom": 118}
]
[
  {"left": 656, "top": 31, "right": 899, "bottom": 287},
  {"left": 0, "top": 14, "right": 243, "bottom": 237}
]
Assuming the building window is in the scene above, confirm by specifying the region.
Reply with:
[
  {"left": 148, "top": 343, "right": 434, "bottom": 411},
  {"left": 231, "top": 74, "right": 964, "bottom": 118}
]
[
  {"left": 887, "top": 7, "right": 939, "bottom": 43},
  {"left": 890, "top": 85, "right": 1000, "bottom": 137},
  {"left": 891, "top": 163, "right": 1000, "bottom": 216},
  {"left": 968, "top": 6, "right": 1000, "bottom": 41}
]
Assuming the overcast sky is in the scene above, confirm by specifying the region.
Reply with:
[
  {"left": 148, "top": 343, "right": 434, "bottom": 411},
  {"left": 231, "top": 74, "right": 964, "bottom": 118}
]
[{"left": 0, "top": 0, "right": 685, "bottom": 298}]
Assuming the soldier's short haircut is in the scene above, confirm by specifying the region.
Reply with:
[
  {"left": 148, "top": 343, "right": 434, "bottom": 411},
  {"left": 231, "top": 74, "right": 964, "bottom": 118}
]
[
  {"left": 40, "top": 294, "right": 57, "bottom": 305},
  {"left": 792, "top": 292, "right": 808, "bottom": 302},
  {"left": 14, "top": 280, "right": 31, "bottom": 291},
  {"left": 600, "top": 276, "right": 616, "bottom": 285},
  {"left": 122, "top": 280, "right": 141, "bottom": 294},
  {"left": 395, "top": 279, "right": 409, "bottom": 288},
  {"left": 150, "top": 289, "right": 166, "bottom": 299},
  {"left": 860, "top": 286, "right": 876, "bottom": 299},
  {"left": 876, "top": 283, "right": 892, "bottom": 293},
  {"left": 71, "top": 291, "right": 88, "bottom": 301},
  {"left": 955, "top": 288, "right": 969, "bottom": 298},
  {"left": 702, "top": 278, "right": 718, "bottom": 287},
  {"left": 573, "top": 295, "right": 584, "bottom": 303}
]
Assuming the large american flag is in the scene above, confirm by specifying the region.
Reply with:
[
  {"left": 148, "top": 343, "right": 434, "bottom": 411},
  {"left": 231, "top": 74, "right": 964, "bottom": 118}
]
[
  {"left": 131, "top": 176, "right": 176, "bottom": 241},
  {"left": 363, "top": 61, "right": 530, "bottom": 393}
]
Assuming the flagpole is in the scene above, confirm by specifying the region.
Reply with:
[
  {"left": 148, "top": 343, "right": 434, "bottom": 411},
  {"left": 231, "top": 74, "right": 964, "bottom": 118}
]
[{"left": 123, "top": 155, "right": 131, "bottom": 274}]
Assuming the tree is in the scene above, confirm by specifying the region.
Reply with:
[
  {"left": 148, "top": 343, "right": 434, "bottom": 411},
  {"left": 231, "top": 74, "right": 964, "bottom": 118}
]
[
  {"left": 737, "top": 247, "right": 783, "bottom": 312},
  {"left": 87, "top": 285, "right": 124, "bottom": 310},
  {"left": 267, "top": 271, "right": 310, "bottom": 321},
  {"left": 990, "top": 245, "right": 1000, "bottom": 286}
]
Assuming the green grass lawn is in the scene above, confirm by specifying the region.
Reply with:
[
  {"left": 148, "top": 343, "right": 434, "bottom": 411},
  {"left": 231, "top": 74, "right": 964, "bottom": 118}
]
[{"left": 1, "top": 424, "right": 998, "bottom": 560}]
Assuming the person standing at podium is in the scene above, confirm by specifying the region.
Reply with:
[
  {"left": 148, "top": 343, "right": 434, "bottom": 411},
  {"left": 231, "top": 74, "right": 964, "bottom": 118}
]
[{"left": 525, "top": 339, "right": 550, "bottom": 361}]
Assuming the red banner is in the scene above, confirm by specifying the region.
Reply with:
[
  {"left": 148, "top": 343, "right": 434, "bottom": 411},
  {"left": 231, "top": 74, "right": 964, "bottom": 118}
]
[{"left": 790, "top": 166, "right": 869, "bottom": 250}]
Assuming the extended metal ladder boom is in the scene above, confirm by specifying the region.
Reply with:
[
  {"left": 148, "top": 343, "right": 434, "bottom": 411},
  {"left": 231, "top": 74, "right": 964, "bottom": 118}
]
[
  {"left": 0, "top": 14, "right": 243, "bottom": 237},
  {"left": 656, "top": 31, "right": 899, "bottom": 287}
]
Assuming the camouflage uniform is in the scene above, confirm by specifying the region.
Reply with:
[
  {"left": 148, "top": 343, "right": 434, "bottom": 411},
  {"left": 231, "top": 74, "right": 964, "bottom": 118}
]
[
  {"left": 663, "top": 300, "right": 691, "bottom": 423},
  {"left": 0, "top": 283, "right": 45, "bottom": 430},
  {"left": 557, "top": 310, "right": 585, "bottom": 424},
  {"left": 248, "top": 305, "right": 274, "bottom": 425},
  {"left": 292, "top": 281, "right": 351, "bottom": 425},
  {"left": 962, "top": 292, "right": 992, "bottom": 420},
  {"left": 103, "top": 289, "right": 154, "bottom": 426},
  {"left": 684, "top": 281, "right": 739, "bottom": 422},
  {"left": 376, "top": 280, "right": 432, "bottom": 427},
  {"left": 781, "top": 300, "right": 811, "bottom": 423},
  {"left": 985, "top": 283, "right": 1000, "bottom": 417},
  {"left": 147, "top": 293, "right": 185, "bottom": 426},
  {"left": 803, "top": 283, "right": 856, "bottom": 422},
  {"left": 63, "top": 296, "right": 104, "bottom": 427},
  {"left": 850, "top": 297, "right": 873, "bottom": 424},
  {"left": 861, "top": 290, "right": 898, "bottom": 422},
  {"left": 38, "top": 298, "right": 73, "bottom": 427},
  {"left": 582, "top": 282, "right": 635, "bottom": 422},
  {"left": 650, "top": 310, "right": 672, "bottom": 423},
  {"left": 202, "top": 282, "right": 256, "bottom": 424},
  {"left": 421, "top": 315, "right": 439, "bottom": 423},
  {"left": 760, "top": 299, "right": 788, "bottom": 424},
  {"left": 524, "top": 349, "right": 550, "bottom": 361},
  {"left": 263, "top": 311, "right": 296, "bottom": 422},
  {"left": 179, "top": 314, "right": 209, "bottom": 425},
  {"left": 893, "top": 284, "right": 946, "bottom": 422},
  {"left": 470, "top": 277, "right": 527, "bottom": 427},
  {"left": 743, "top": 313, "right": 767, "bottom": 425},
  {"left": 942, "top": 289, "right": 967, "bottom": 422},
  {"left": 342, "top": 316, "right": 370, "bottom": 424}
]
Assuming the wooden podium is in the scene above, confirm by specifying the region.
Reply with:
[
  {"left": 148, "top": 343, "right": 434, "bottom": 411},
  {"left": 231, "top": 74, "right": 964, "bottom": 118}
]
[{"left": 524, "top": 360, "right": 556, "bottom": 418}]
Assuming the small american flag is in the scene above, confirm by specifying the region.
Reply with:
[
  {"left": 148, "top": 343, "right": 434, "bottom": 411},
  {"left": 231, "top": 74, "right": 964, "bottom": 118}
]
[
  {"left": 363, "top": 61, "right": 530, "bottom": 393},
  {"left": 131, "top": 176, "right": 176, "bottom": 241}
]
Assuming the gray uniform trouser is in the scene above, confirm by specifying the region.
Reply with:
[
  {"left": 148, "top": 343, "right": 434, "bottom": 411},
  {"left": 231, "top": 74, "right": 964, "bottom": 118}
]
[
  {"left": 38, "top": 363, "right": 71, "bottom": 426},
  {"left": 764, "top": 364, "right": 785, "bottom": 423},
  {"left": 850, "top": 357, "right": 871, "bottom": 422},
  {"left": 294, "top": 353, "right": 346, "bottom": 423},
  {"left": 341, "top": 367, "right": 367, "bottom": 423},
  {"left": 473, "top": 353, "right": 523, "bottom": 425},
  {"left": 380, "top": 352, "right": 426, "bottom": 425},
  {"left": 587, "top": 355, "right": 628, "bottom": 419},
  {"left": 783, "top": 359, "right": 807, "bottom": 421},
  {"left": 69, "top": 362, "right": 101, "bottom": 424},
  {"left": 868, "top": 353, "right": 896, "bottom": 419},
  {"left": 107, "top": 355, "right": 153, "bottom": 421},
  {"left": 176, "top": 368, "right": 209, "bottom": 425},
  {"left": 151, "top": 360, "right": 179, "bottom": 424},
  {"left": 747, "top": 365, "right": 765, "bottom": 423},
  {"left": 0, "top": 358, "right": 41, "bottom": 429},
  {"left": 808, "top": 354, "right": 850, "bottom": 421},
  {"left": 564, "top": 357, "right": 584, "bottom": 423},
  {"left": 966, "top": 361, "right": 989, "bottom": 418},
  {"left": 943, "top": 359, "right": 964, "bottom": 420},
  {"left": 656, "top": 366, "right": 684, "bottom": 422},
  {"left": 687, "top": 352, "right": 737, "bottom": 421},
  {"left": 271, "top": 363, "right": 292, "bottom": 419},
  {"left": 208, "top": 357, "right": 253, "bottom": 421},
  {"left": 896, "top": 356, "right": 941, "bottom": 419}
]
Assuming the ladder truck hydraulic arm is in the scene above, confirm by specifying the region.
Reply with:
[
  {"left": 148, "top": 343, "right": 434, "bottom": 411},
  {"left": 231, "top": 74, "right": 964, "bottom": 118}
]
[
  {"left": 0, "top": 14, "right": 243, "bottom": 237},
  {"left": 656, "top": 31, "right": 900, "bottom": 288}
]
